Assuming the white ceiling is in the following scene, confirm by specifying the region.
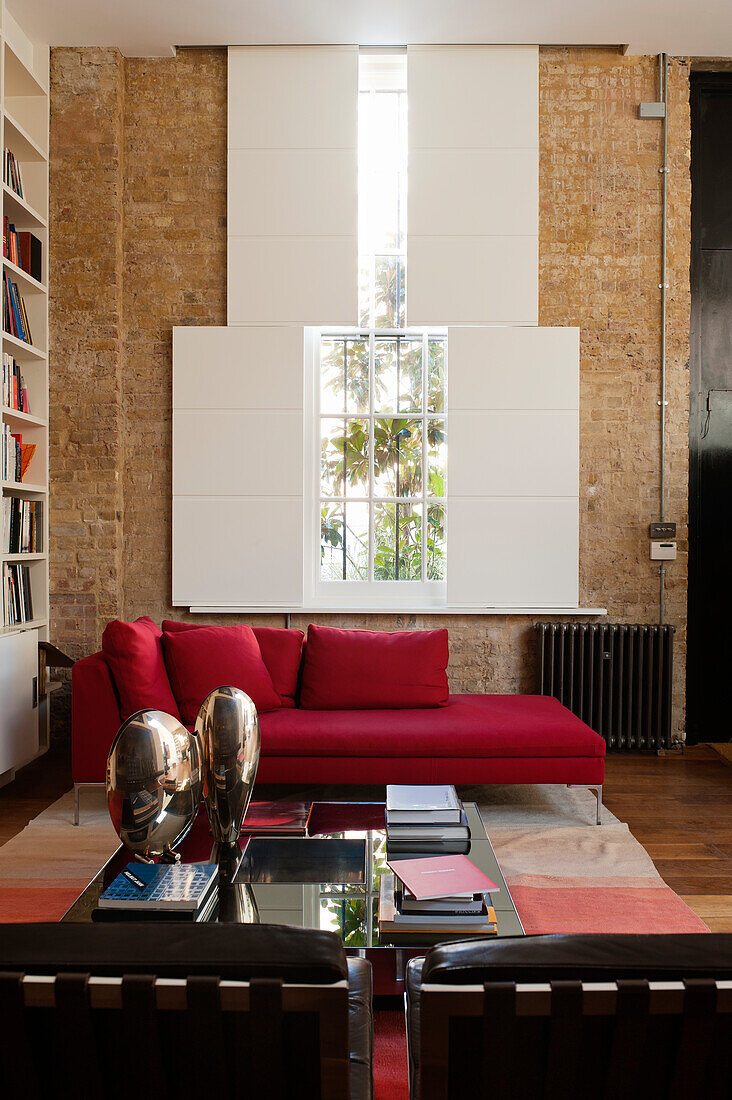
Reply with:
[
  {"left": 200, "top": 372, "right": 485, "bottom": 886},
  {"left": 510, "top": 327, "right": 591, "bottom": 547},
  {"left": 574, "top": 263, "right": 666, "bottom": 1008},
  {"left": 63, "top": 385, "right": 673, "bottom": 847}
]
[{"left": 10, "top": 0, "right": 732, "bottom": 59}]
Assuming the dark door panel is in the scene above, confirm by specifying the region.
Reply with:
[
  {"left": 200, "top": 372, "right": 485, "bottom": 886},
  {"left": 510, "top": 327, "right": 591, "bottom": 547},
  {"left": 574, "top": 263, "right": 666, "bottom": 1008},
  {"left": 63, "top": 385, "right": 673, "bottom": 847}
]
[{"left": 688, "top": 75, "right": 732, "bottom": 743}]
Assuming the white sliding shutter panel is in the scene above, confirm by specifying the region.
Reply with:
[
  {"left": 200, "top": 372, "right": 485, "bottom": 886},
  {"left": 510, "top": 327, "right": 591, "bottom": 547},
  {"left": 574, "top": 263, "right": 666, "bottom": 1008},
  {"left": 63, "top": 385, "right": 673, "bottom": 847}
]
[
  {"left": 228, "top": 46, "right": 358, "bottom": 325},
  {"left": 447, "top": 327, "right": 580, "bottom": 608},
  {"left": 407, "top": 46, "right": 539, "bottom": 325},
  {"left": 172, "top": 327, "right": 304, "bottom": 607}
]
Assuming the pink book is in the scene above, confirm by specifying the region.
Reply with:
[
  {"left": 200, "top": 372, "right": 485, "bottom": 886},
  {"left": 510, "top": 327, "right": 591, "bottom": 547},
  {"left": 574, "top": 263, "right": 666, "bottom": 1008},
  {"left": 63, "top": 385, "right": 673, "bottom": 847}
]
[{"left": 386, "top": 854, "right": 499, "bottom": 900}]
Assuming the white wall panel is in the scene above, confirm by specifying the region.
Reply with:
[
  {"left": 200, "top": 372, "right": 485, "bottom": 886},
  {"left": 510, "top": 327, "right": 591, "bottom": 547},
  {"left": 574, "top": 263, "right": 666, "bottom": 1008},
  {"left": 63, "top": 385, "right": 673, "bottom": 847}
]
[
  {"left": 228, "top": 46, "right": 358, "bottom": 325},
  {"left": 228, "top": 237, "right": 357, "bottom": 326},
  {"left": 173, "top": 326, "right": 304, "bottom": 410},
  {"left": 228, "top": 47, "right": 357, "bottom": 150},
  {"left": 449, "top": 327, "right": 579, "bottom": 410},
  {"left": 449, "top": 411, "right": 578, "bottom": 498},
  {"left": 173, "top": 498, "right": 303, "bottom": 606},
  {"left": 447, "top": 498, "right": 579, "bottom": 607},
  {"left": 409, "top": 149, "right": 538, "bottom": 238},
  {"left": 407, "top": 45, "right": 538, "bottom": 326},
  {"left": 172, "top": 325, "right": 305, "bottom": 608},
  {"left": 173, "top": 411, "right": 302, "bottom": 497},
  {"left": 408, "top": 46, "right": 539, "bottom": 150},
  {"left": 408, "top": 237, "right": 538, "bottom": 326},
  {"left": 447, "top": 326, "right": 579, "bottom": 608},
  {"left": 228, "top": 150, "right": 356, "bottom": 237}
]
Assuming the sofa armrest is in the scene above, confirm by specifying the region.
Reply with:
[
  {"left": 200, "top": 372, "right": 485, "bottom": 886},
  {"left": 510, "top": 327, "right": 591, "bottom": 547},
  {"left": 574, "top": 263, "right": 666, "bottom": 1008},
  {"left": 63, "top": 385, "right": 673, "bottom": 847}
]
[{"left": 71, "top": 652, "right": 122, "bottom": 784}]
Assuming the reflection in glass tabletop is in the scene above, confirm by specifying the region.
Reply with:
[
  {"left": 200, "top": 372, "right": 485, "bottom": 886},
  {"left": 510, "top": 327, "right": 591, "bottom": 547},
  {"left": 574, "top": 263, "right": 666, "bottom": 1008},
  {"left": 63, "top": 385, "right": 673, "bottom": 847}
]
[{"left": 62, "top": 800, "right": 524, "bottom": 947}]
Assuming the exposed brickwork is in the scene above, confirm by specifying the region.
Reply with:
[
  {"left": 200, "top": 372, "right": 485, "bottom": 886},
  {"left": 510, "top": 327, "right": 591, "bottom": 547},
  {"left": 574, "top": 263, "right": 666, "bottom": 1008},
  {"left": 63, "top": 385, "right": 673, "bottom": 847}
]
[
  {"left": 48, "top": 47, "right": 692, "bottom": 739},
  {"left": 48, "top": 47, "right": 126, "bottom": 729},
  {"left": 121, "top": 52, "right": 227, "bottom": 619},
  {"left": 539, "top": 50, "right": 691, "bottom": 735}
]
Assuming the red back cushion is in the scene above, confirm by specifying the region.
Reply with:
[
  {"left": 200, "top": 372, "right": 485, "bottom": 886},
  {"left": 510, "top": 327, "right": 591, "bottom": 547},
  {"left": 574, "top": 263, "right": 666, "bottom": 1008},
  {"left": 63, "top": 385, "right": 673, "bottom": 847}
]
[
  {"left": 299, "top": 625, "right": 449, "bottom": 710},
  {"left": 162, "top": 621, "right": 304, "bottom": 707},
  {"left": 102, "top": 616, "right": 181, "bottom": 722},
  {"left": 162, "top": 624, "right": 281, "bottom": 724}
]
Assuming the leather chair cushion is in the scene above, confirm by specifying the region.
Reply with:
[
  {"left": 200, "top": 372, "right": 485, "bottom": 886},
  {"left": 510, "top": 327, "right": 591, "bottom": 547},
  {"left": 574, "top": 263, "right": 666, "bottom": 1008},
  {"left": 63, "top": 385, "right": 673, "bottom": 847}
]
[
  {"left": 347, "top": 957, "right": 374, "bottom": 1100},
  {"left": 421, "top": 932, "right": 732, "bottom": 984},
  {"left": 0, "top": 922, "right": 348, "bottom": 984}
]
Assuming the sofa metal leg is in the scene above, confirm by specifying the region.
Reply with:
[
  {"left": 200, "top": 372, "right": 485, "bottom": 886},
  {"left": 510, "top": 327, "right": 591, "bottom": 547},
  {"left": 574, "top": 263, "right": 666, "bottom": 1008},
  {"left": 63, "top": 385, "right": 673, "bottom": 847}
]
[
  {"left": 568, "top": 784, "right": 603, "bottom": 825},
  {"left": 73, "top": 784, "right": 80, "bottom": 826}
]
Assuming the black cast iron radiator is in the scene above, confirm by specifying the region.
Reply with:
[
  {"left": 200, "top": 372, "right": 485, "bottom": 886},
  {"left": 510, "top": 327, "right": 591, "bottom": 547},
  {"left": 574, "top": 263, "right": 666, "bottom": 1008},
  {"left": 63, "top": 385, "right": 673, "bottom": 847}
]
[{"left": 535, "top": 623, "right": 674, "bottom": 751}]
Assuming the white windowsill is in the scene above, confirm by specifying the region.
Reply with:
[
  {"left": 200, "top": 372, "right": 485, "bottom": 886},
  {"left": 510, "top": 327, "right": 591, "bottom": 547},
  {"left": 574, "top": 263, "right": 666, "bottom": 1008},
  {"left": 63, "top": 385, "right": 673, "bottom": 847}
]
[{"left": 186, "top": 605, "right": 608, "bottom": 617}]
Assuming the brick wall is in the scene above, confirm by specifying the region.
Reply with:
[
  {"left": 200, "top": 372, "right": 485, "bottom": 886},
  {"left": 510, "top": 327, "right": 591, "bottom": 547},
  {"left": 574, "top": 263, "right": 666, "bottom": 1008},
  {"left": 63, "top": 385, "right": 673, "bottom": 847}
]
[{"left": 48, "top": 47, "right": 692, "bottom": 737}]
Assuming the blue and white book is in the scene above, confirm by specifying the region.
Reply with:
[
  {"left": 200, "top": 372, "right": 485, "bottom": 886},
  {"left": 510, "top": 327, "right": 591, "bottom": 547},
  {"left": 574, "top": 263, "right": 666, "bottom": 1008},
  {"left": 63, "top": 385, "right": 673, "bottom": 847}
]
[{"left": 99, "top": 862, "right": 218, "bottom": 912}]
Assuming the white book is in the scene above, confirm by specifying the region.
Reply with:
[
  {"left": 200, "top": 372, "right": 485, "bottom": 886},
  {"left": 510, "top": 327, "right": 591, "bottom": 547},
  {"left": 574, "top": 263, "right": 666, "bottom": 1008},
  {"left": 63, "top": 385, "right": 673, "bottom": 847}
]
[{"left": 386, "top": 784, "right": 462, "bottom": 824}]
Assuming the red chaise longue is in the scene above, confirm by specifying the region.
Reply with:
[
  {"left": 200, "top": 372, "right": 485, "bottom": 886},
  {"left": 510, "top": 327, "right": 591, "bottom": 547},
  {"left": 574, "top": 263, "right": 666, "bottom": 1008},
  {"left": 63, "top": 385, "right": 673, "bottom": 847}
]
[{"left": 71, "top": 619, "right": 606, "bottom": 824}]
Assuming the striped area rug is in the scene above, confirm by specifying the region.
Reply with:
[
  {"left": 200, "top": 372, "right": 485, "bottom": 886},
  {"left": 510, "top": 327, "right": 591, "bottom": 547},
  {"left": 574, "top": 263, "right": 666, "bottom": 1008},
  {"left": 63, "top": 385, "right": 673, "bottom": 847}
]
[{"left": 0, "top": 783, "right": 707, "bottom": 932}]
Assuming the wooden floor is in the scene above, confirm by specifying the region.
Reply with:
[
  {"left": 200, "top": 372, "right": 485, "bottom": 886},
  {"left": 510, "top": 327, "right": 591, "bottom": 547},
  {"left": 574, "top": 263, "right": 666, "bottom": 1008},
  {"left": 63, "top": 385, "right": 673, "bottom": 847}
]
[
  {"left": 0, "top": 744, "right": 71, "bottom": 846},
  {"left": 1, "top": 741, "right": 732, "bottom": 929},
  {"left": 603, "top": 744, "right": 732, "bottom": 931}
]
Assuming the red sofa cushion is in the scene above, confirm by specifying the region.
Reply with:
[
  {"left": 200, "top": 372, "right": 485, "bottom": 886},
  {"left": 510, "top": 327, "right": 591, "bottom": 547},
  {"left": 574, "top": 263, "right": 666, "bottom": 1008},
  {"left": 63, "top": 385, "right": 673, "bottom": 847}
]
[
  {"left": 162, "top": 624, "right": 281, "bottom": 724},
  {"left": 101, "top": 616, "right": 181, "bottom": 722},
  {"left": 299, "top": 624, "right": 449, "bottom": 710},
  {"left": 162, "top": 621, "right": 304, "bottom": 708},
  {"left": 259, "top": 695, "right": 606, "bottom": 758}
]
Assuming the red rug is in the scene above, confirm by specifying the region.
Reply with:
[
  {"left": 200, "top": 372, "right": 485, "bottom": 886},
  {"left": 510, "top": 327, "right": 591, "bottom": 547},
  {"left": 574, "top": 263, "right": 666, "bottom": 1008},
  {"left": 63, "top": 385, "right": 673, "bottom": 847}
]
[{"left": 374, "top": 1009, "right": 409, "bottom": 1100}]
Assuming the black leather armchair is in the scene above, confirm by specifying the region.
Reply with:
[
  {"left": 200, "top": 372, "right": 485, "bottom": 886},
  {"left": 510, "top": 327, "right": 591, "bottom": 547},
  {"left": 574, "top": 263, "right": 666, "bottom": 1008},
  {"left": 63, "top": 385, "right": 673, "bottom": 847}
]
[
  {"left": 0, "top": 922, "right": 373, "bottom": 1100},
  {"left": 406, "top": 933, "right": 732, "bottom": 1100}
]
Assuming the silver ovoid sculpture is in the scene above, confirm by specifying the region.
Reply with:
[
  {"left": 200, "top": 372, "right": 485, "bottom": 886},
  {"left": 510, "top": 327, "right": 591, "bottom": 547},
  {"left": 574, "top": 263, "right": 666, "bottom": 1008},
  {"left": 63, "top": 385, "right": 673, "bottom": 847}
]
[
  {"left": 194, "top": 685, "right": 261, "bottom": 879},
  {"left": 106, "top": 710, "right": 203, "bottom": 862}
]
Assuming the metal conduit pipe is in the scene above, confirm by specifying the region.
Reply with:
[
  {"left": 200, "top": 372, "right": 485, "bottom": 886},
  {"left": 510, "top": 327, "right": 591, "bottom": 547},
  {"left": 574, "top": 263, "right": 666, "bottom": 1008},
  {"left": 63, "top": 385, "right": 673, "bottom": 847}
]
[{"left": 659, "top": 52, "right": 669, "bottom": 625}]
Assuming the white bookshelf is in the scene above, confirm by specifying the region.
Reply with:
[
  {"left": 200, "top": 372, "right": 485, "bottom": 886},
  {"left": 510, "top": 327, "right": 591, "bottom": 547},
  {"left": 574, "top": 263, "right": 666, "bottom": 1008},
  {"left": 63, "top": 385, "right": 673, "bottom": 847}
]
[{"left": 0, "top": 0, "right": 49, "bottom": 781}]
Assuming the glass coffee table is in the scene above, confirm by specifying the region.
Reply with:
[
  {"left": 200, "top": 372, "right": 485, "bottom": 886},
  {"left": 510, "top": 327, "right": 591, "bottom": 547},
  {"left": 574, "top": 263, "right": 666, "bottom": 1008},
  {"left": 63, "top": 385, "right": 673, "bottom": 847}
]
[{"left": 63, "top": 799, "right": 524, "bottom": 994}]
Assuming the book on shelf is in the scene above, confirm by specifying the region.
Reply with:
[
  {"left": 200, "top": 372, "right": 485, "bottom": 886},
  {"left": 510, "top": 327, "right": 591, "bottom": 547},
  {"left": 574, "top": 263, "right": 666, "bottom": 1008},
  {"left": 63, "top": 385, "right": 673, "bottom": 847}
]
[
  {"left": 1, "top": 424, "right": 37, "bottom": 482},
  {"left": 378, "top": 873, "right": 498, "bottom": 937},
  {"left": 3, "top": 272, "right": 34, "bottom": 345},
  {"left": 386, "top": 784, "right": 462, "bottom": 824},
  {"left": 2, "top": 352, "right": 31, "bottom": 412},
  {"left": 3, "top": 223, "right": 42, "bottom": 284},
  {"left": 18, "top": 233, "right": 42, "bottom": 283},
  {"left": 386, "top": 808, "right": 471, "bottom": 842},
  {"left": 98, "top": 862, "right": 219, "bottom": 913},
  {"left": 1, "top": 497, "right": 43, "bottom": 553},
  {"left": 2, "top": 561, "right": 34, "bottom": 626},
  {"left": 4, "top": 149, "right": 24, "bottom": 199}
]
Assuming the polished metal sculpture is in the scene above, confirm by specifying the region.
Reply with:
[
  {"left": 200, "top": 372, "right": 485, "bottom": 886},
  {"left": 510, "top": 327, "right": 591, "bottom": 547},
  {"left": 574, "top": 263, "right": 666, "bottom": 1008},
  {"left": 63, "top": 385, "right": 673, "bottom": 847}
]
[
  {"left": 194, "top": 685, "right": 260, "bottom": 878},
  {"left": 106, "top": 709, "right": 203, "bottom": 862}
]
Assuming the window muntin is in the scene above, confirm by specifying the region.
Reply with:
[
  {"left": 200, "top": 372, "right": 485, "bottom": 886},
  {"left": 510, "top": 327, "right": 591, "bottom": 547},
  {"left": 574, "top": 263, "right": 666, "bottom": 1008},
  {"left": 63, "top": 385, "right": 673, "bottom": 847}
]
[
  {"left": 315, "top": 52, "right": 447, "bottom": 595},
  {"left": 318, "top": 332, "right": 446, "bottom": 583}
]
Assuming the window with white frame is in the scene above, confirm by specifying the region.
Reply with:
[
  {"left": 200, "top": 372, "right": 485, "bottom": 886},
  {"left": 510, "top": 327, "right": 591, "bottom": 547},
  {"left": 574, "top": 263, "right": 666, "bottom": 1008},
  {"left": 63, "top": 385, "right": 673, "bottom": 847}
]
[{"left": 314, "top": 52, "right": 447, "bottom": 599}]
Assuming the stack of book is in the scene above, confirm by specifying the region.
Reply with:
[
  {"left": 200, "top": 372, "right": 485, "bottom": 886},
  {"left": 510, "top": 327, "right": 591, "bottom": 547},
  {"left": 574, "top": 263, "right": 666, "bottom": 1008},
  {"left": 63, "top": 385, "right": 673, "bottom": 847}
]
[
  {"left": 4, "top": 149, "right": 24, "bottom": 199},
  {"left": 378, "top": 867, "right": 498, "bottom": 942},
  {"left": 2, "top": 498, "right": 43, "bottom": 554},
  {"left": 2, "top": 562, "right": 33, "bottom": 625},
  {"left": 385, "top": 784, "right": 470, "bottom": 853},
  {"left": 2, "top": 353, "right": 30, "bottom": 412},
  {"left": 94, "top": 862, "right": 219, "bottom": 923}
]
